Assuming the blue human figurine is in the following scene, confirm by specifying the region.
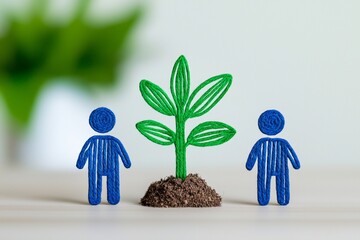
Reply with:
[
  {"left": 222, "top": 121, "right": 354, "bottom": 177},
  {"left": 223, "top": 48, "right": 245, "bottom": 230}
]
[
  {"left": 76, "top": 107, "right": 131, "bottom": 205},
  {"left": 246, "top": 110, "right": 300, "bottom": 206}
]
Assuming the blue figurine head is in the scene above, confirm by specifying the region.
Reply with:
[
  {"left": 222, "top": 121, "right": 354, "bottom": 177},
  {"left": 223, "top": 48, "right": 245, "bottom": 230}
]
[
  {"left": 89, "top": 107, "right": 116, "bottom": 133},
  {"left": 258, "top": 109, "right": 285, "bottom": 136}
]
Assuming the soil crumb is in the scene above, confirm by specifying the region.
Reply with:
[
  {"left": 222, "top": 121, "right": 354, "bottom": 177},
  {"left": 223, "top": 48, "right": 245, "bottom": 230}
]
[{"left": 140, "top": 174, "right": 222, "bottom": 207}]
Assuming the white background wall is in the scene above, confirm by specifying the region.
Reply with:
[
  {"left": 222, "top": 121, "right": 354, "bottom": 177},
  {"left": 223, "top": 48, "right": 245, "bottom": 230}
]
[{"left": 1, "top": 0, "right": 360, "bottom": 170}]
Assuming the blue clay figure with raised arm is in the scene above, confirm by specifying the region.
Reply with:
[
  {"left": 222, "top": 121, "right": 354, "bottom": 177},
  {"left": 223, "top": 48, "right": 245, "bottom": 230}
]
[
  {"left": 76, "top": 107, "right": 131, "bottom": 205},
  {"left": 246, "top": 109, "right": 300, "bottom": 206}
]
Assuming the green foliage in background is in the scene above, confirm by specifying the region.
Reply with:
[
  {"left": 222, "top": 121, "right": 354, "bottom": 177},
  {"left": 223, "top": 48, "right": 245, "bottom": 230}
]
[
  {"left": 0, "top": 0, "right": 141, "bottom": 128},
  {"left": 136, "top": 55, "right": 236, "bottom": 180}
]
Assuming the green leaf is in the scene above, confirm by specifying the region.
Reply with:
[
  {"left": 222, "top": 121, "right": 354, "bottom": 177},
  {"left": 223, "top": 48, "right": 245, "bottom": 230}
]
[
  {"left": 139, "top": 80, "right": 176, "bottom": 116},
  {"left": 170, "top": 55, "right": 190, "bottom": 109},
  {"left": 186, "top": 121, "right": 236, "bottom": 147},
  {"left": 136, "top": 120, "right": 175, "bottom": 145},
  {"left": 185, "top": 74, "right": 232, "bottom": 119}
]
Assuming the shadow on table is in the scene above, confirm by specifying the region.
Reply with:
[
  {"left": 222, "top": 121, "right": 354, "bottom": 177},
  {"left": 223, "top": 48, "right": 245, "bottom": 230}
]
[
  {"left": 34, "top": 195, "right": 88, "bottom": 205},
  {"left": 1, "top": 191, "right": 88, "bottom": 205},
  {"left": 224, "top": 198, "right": 284, "bottom": 206},
  {"left": 1, "top": 187, "right": 141, "bottom": 206},
  {"left": 35, "top": 195, "right": 140, "bottom": 205},
  {"left": 223, "top": 198, "right": 259, "bottom": 206},
  {"left": 108, "top": 196, "right": 141, "bottom": 206}
]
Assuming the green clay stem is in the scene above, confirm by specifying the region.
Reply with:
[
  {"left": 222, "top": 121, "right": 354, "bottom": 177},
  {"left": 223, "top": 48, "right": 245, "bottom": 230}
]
[{"left": 175, "top": 114, "right": 187, "bottom": 180}]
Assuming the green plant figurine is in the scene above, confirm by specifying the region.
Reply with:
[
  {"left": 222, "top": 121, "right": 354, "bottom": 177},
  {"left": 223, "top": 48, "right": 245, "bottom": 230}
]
[
  {"left": 137, "top": 55, "right": 236, "bottom": 207},
  {"left": 137, "top": 55, "right": 236, "bottom": 180}
]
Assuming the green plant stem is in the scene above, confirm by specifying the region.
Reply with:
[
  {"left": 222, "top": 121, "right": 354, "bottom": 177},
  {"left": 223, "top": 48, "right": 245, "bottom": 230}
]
[
  {"left": 175, "top": 114, "right": 187, "bottom": 180},
  {"left": 6, "top": 121, "right": 23, "bottom": 166}
]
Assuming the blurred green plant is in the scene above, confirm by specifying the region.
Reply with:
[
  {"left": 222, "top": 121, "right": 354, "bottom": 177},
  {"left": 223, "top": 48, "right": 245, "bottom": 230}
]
[{"left": 0, "top": 0, "right": 141, "bottom": 129}]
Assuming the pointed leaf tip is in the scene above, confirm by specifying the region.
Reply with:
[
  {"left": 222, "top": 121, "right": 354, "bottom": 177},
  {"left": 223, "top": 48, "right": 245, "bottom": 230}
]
[
  {"left": 139, "top": 80, "right": 176, "bottom": 116},
  {"left": 136, "top": 120, "right": 175, "bottom": 145},
  {"left": 185, "top": 74, "right": 232, "bottom": 119},
  {"left": 187, "top": 121, "right": 236, "bottom": 147},
  {"left": 170, "top": 55, "right": 190, "bottom": 110}
]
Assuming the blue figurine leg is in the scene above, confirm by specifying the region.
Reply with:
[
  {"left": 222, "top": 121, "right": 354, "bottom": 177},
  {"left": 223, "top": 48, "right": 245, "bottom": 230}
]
[
  {"left": 276, "top": 167, "right": 290, "bottom": 205},
  {"left": 257, "top": 173, "right": 271, "bottom": 205},
  {"left": 107, "top": 169, "right": 120, "bottom": 205},
  {"left": 88, "top": 170, "right": 102, "bottom": 205}
]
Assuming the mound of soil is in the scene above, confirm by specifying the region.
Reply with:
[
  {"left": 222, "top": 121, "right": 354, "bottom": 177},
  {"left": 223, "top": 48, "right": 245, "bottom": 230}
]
[{"left": 140, "top": 174, "right": 221, "bottom": 207}]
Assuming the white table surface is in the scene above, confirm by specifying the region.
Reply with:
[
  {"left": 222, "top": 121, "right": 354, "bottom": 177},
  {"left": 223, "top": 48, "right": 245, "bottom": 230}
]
[{"left": 0, "top": 166, "right": 359, "bottom": 240}]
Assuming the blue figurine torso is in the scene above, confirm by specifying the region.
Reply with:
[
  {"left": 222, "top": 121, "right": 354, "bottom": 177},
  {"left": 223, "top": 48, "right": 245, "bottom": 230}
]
[
  {"left": 256, "top": 138, "right": 290, "bottom": 177},
  {"left": 86, "top": 136, "right": 120, "bottom": 176}
]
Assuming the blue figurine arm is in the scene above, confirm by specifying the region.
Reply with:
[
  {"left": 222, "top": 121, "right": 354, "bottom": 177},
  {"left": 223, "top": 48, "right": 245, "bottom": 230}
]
[
  {"left": 246, "top": 140, "right": 261, "bottom": 170},
  {"left": 76, "top": 138, "right": 93, "bottom": 169},
  {"left": 285, "top": 141, "right": 300, "bottom": 169},
  {"left": 114, "top": 138, "right": 131, "bottom": 169}
]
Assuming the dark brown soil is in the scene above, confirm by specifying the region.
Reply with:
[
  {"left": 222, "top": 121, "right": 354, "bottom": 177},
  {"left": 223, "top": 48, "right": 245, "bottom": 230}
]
[{"left": 140, "top": 174, "right": 222, "bottom": 207}]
